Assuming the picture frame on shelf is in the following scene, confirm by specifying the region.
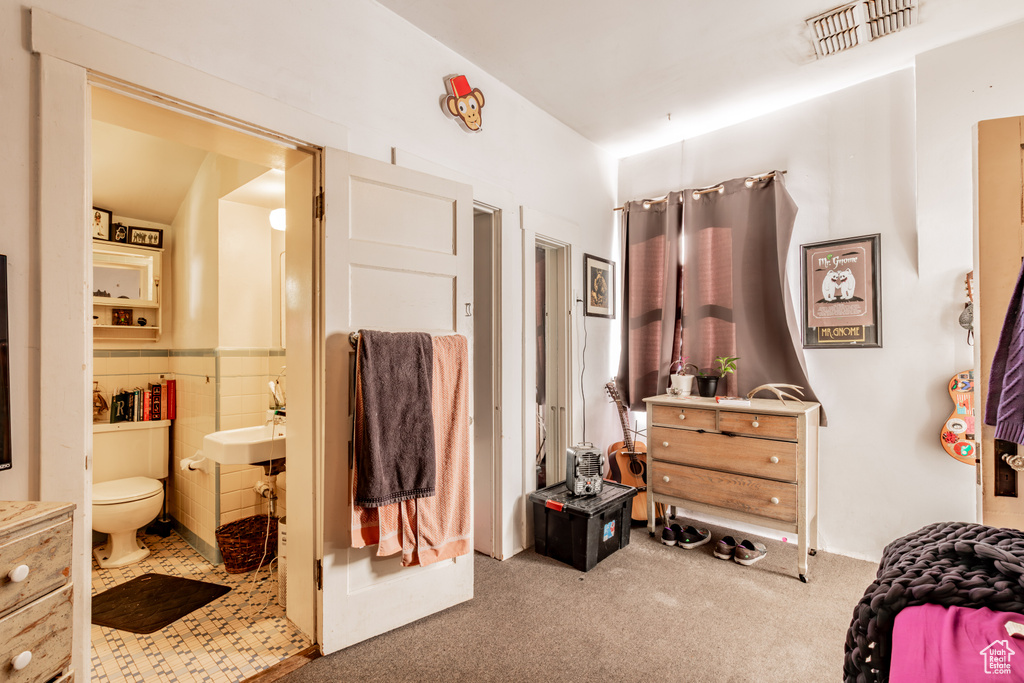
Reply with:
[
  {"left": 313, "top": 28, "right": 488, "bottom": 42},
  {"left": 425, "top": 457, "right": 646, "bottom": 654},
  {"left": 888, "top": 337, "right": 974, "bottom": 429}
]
[
  {"left": 800, "top": 233, "right": 882, "bottom": 348},
  {"left": 111, "top": 222, "right": 128, "bottom": 243},
  {"left": 92, "top": 207, "right": 112, "bottom": 240},
  {"left": 127, "top": 226, "right": 163, "bottom": 249},
  {"left": 111, "top": 308, "right": 133, "bottom": 326},
  {"left": 584, "top": 253, "right": 615, "bottom": 319}
]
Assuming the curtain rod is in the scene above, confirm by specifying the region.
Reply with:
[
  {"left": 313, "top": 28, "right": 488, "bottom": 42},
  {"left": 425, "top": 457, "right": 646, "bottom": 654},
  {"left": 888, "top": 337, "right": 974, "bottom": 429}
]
[{"left": 612, "top": 170, "right": 786, "bottom": 212}]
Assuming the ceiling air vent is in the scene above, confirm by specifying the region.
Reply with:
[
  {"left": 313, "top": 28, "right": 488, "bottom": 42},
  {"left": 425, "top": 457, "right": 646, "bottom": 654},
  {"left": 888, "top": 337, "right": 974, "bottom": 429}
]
[
  {"left": 807, "top": 0, "right": 918, "bottom": 58},
  {"left": 863, "top": 0, "right": 916, "bottom": 39},
  {"left": 807, "top": 3, "right": 861, "bottom": 58}
]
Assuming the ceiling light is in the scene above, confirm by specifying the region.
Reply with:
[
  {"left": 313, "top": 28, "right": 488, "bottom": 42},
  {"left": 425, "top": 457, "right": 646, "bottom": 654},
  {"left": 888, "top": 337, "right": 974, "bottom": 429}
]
[{"left": 269, "top": 208, "right": 286, "bottom": 231}]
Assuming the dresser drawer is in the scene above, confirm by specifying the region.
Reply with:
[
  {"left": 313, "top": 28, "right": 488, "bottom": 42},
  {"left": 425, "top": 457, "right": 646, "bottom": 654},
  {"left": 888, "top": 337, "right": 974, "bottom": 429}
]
[
  {"left": 650, "top": 426, "right": 797, "bottom": 481},
  {"left": 651, "top": 461, "right": 797, "bottom": 523},
  {"left": 718, "top": 411, "right": 798, "bottom": 440},
  {"left": 0, "top": 519, "right": 72, "bottom": 619},
  {"left": 651, "top": 404, "right": 717, "bottom": 431},
  {"left": 0, "top": 582, "right": 73, "bottom": 683}
]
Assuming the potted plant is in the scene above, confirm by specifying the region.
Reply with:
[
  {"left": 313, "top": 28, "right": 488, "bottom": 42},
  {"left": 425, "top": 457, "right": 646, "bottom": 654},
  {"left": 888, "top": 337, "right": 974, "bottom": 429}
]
[
  {"left": 694, "top": 356, "right": 739, "bottom": 398},
  {"left": 669, "top": 360, "right": 698, "bottom": 396}
]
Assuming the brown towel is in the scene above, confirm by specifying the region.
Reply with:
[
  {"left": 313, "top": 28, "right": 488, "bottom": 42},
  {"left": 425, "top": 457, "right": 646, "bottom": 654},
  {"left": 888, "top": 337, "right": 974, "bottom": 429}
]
[{"left": 353, "top": 329, "right": 436, "bottom": 508}]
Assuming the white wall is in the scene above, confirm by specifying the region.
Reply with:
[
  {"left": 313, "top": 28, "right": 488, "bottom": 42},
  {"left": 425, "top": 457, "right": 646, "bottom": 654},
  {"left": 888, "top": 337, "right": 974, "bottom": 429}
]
[
  {"left": 219, "top": 201, "right": 273, "bottom": 348},
  {"left": 620, "top": 67, "right": 979, "bottom": 561},
  {"left": 170, "top": 154, "right": 221, "bottom": 350},
  {"left": 0, "top": 0, "right": 617, "bottom": 571}
]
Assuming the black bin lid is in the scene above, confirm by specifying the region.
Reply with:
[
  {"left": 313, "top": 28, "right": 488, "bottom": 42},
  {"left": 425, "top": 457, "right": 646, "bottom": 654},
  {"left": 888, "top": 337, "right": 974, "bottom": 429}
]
[{"left": 528, "top": 481, "right": 637, "bottom": 517}]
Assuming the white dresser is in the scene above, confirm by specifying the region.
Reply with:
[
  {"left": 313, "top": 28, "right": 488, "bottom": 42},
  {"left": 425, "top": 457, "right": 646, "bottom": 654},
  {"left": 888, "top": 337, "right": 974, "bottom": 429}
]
[
  {"left": 643, "top": 395, "right": 819, "bottom": 582},
  {"left": 0, "top": 502, "right": 75, "bottom": 682}
]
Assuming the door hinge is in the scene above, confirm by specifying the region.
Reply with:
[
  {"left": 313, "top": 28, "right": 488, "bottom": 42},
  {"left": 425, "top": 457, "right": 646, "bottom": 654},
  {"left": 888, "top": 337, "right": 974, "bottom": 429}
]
[
  {"left": 315, "top": 190, "right": 325, "bottom": 221},
  {"left": 315, "top": 558, "right": 323, "bottom": 591}
]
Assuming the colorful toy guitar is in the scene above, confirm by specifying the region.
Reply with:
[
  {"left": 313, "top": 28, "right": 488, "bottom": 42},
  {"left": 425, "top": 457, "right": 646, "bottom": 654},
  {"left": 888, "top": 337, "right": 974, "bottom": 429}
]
[{"left": 941, "top": 369, "right": 978, "bottom": 466}]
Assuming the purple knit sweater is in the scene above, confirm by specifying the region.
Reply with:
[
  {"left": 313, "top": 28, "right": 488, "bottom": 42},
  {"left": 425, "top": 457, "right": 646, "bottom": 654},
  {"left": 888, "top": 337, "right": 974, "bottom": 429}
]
[{"left": 986, "top": 260, "right": 1024, "bottom": 444}]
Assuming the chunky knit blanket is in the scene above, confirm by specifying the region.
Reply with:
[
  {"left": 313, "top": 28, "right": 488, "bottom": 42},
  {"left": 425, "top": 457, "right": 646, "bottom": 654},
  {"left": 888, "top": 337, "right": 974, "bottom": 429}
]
[{"left": 845, "top": 521, "right": 1024, "bottom": 682}]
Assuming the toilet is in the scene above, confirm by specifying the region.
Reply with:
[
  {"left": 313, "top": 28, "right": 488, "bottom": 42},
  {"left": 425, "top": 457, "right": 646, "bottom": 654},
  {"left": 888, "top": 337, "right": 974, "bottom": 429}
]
[{"left": 92, "top": 419, "right": 170, "bottom": 568}]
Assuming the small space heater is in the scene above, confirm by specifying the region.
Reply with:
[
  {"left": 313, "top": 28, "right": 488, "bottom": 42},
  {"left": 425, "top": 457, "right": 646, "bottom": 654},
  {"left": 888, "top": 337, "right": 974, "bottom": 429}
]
[{"left": 565, "top": 443, "right": 605, "bottom": 496}]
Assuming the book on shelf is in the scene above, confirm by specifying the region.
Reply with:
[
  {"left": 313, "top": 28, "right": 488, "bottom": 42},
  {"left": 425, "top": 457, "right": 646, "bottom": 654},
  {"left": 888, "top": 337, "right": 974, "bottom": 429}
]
[
  {"left": 165, "top": 378, "right": 177, "bottom": 420},
  {"left": 715, "top": 396, "right": 751, "bottom": 406},
  {"left": 149, "top": 383, "right": 162, "bottom": 421},
  {"left": 110, "top": 391, "right": 130, "bottom": 423},
  {"left": 142, "top": 390, "right": 152, "bottom": 421}
]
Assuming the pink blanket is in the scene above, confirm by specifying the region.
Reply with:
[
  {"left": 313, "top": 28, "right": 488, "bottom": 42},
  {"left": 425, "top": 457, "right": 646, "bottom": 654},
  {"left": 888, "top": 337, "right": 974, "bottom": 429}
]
[{"left": 890, "top": 604, "right": 1024, "bottom": 682}]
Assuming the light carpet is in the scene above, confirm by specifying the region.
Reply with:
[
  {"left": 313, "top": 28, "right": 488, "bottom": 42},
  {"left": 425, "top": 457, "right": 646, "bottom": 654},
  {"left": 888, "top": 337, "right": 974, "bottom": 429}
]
[{"left": 281, "top": 521, "right": 877, "bottom": 682}]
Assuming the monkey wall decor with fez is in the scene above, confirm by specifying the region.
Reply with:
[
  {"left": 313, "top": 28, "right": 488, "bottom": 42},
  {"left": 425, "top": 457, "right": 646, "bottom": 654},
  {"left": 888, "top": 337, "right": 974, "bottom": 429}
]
[{"left": 442, "top": 74, "right": 485, "bottom": 132}]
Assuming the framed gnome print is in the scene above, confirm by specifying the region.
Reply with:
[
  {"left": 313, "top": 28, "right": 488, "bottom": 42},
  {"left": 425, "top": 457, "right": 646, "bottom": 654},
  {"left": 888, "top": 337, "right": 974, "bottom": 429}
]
[{"left": 800, "top": 234, "right": 881, "bottom": 348}]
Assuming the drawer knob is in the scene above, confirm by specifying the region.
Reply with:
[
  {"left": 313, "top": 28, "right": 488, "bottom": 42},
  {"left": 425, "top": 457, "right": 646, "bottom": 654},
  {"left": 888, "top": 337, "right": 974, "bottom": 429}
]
[
  {"left": 11, "top": 651, "right": 31, "bottom": 671},
  {"left": 678, "top": 413, "right": 686, "bottom": 421},
  {"left": 770, "top": 497, "right": 780, "bottom": 505},
  {"left": 752, "top": 420, "right": 760, "bottom": 428},
  {"left": 663, "top": 475, "right": 670, "bottom": 483},
  {"left": 662, "top": 441, "right": 669, "bottom": 448},
  {"left": 8, "top": 564, "right": 29, "bottom": 583},
  {"left": 770, "top": 456, "right": 779, "bottom": 464}
]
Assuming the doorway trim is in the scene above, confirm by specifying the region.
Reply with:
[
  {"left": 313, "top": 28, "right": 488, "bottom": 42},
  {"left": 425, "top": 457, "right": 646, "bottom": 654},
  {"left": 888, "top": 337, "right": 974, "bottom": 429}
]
[
  {"left": 32, "top": 8, "right": 346, "bottom": 673},
  {"left": 473, "top": 202, "right": 503, "bottom": 558}
]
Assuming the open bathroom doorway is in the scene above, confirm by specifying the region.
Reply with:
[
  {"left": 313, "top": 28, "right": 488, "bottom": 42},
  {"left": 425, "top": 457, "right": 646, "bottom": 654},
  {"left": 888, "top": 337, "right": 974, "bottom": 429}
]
[{"left": 88, "top": 84, "right": 319, "bottom": 679}]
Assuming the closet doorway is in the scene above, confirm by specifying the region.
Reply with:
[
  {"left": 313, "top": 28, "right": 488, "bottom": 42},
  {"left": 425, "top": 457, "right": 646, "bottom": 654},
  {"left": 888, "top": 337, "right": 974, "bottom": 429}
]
[{"left": 473, "top": 205, "right": 502, "bottom": 558}]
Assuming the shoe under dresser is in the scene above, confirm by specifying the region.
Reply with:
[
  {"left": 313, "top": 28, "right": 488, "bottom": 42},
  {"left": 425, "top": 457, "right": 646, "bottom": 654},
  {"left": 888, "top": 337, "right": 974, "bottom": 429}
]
[{"left": 643, "top": 395, "right": 820, "bottom": 582}]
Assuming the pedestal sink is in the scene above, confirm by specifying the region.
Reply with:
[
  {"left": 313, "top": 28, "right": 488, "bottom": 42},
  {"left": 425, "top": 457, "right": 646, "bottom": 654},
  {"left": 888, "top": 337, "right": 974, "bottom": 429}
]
[{"left": 202, "top": 423, "right": 286, "bottom": 470}]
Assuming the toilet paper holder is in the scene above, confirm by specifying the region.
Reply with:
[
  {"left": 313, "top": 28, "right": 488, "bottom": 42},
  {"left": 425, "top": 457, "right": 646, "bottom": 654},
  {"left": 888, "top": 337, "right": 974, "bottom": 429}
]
[{"left": 180, "top": 453, "right": 210, "bottom": 473}]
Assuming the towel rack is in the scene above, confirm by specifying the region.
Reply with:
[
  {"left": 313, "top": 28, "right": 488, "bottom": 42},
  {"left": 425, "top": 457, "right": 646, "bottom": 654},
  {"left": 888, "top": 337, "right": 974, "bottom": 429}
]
[{"left": 349, "top": 332, "right": 360, "bottom": 349}]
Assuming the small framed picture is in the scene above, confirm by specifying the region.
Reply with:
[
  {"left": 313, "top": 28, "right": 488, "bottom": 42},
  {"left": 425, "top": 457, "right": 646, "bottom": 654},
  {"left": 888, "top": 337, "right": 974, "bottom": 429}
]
[
  {"left": 800, "top": 233, "right": 882, "bottom": 348},
  {"left": 111, "top": 308, "right": 133, "bottom": 326},
  {"left": 92, "top": 208, "right": 112, "bottom": 240},
  {"left": 127, "top": 226, "right": 163, "bottom": 249},
  {"left": 584, "top": 253, "right": 615, "bottom": 319},
  {"left": 111, "top": 223, "right": 128, "bottom": 243}
]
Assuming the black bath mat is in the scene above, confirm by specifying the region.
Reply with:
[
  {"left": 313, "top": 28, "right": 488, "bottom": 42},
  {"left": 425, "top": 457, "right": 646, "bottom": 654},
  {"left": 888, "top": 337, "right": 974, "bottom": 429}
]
[{"left": 92, "top": 573, "right": 230, "bottom": 634}]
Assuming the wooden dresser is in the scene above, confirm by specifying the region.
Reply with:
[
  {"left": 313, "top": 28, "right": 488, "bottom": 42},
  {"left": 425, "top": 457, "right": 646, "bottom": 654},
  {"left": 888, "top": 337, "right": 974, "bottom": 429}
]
[
  {"left": 0, "top": 502, "right": 75, "bottom": 682},
  {"left": 643, "top": 395, "right": 820, "bottom": 582}
]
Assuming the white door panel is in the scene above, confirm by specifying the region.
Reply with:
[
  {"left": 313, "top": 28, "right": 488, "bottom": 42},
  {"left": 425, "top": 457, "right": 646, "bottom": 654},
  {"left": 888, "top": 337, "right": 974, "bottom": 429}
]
[
  {"left": 320, "top": 148, "right": 473, "bottom": 653},
  {"left": 350, "top": 178, "right": 456, "bottom": 254}
]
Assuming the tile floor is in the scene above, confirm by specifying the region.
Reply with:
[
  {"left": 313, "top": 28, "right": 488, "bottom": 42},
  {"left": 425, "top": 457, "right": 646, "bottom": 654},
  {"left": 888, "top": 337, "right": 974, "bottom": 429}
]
[{"left": 91, "top": 530, "right": 310, "bottom": 682}]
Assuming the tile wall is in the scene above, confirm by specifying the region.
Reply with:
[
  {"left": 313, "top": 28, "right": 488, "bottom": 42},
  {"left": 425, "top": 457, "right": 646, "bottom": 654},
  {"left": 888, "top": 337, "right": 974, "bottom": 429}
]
[
  {"left": 170, "top": 353, "right": 219, "bottom": 559},
  {"left": 93, "top": 348, "right": 286, "bottom": 565},
  {"left": 217, "top": 350, "right": 285, "bottom": 527}
]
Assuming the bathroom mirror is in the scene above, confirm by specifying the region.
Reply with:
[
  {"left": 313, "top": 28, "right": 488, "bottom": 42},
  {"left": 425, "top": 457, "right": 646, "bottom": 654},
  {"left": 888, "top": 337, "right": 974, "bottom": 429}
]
[
  {"left": 93, "top": 243, "right": 157, "bottom": 302},
  {"left": 0, "top": 254, "right": 11, "bottom": 471}
]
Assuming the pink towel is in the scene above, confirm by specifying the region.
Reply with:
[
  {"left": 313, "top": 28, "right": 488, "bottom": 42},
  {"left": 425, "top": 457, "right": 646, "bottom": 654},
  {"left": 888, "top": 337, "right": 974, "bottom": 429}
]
[
  {"left": 890, "top": 604, "right": 1024, "bottom": 682},
  {"left": 351, "top": 335, "right": 471, "bottom": 568}
]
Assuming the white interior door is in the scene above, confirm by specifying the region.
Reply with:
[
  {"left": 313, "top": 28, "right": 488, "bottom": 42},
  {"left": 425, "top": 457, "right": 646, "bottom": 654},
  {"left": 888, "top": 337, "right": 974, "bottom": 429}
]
[{"left": 320, "top": 149, "right": 474, "bottom": 653}]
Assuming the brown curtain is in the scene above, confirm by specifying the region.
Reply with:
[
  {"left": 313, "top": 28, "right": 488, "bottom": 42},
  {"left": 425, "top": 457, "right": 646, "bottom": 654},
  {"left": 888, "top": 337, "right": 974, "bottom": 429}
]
[
  {"left": 617, "top": 173, "right": 823, "bottom": 422},
  {"left": 616, "top": 196, "right": 682, "bottom": 410}
]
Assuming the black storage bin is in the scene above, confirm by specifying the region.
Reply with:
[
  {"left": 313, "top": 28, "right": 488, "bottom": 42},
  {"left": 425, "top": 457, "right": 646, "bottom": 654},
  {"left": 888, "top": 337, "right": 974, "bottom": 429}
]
[{"left": 528, "top": 481, "right": 637, "bottom": 572}]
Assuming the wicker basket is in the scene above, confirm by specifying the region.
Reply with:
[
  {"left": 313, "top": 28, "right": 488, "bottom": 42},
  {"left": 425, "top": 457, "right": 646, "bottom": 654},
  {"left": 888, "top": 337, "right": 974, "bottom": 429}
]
[{"left": 216, "top": 514, "right": 278, "bottom": 574}]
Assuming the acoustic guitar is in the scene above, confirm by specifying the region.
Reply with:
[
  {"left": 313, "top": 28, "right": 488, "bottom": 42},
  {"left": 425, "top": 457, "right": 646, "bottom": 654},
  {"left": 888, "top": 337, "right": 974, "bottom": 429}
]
[{"left": 604, "top": 381, "right": 648, "bottom": 521}]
